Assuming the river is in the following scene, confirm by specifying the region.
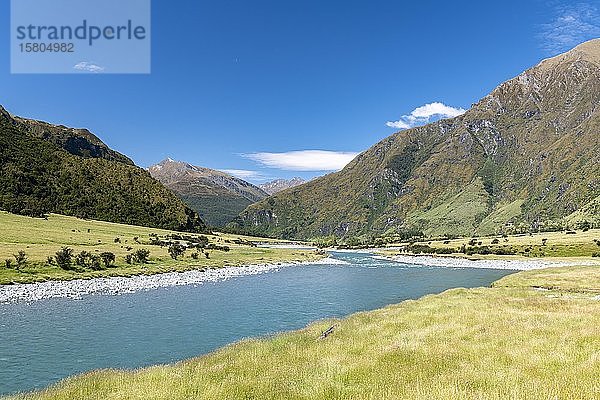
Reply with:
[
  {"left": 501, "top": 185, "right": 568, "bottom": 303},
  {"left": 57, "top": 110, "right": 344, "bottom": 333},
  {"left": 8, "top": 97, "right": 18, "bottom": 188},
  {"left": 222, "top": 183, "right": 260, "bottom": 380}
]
[{"left": 0, "top": 251, "right": 516, "bottom": 395}]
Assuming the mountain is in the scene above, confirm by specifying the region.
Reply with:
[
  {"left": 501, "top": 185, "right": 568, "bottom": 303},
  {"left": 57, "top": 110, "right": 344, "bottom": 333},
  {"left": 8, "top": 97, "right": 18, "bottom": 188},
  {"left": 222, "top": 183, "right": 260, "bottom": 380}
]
[
  {"left": 0, "top": 107, "right": 206, "bottom": 232},
  {"left": 259, "top": 177, "right": 307, "bottom": 195},
  {"left": 231, "top": 39, "right": 600, "bottom": 239},
  {"left": 149, "top": 159, "right": 268, "bottom": 227}
]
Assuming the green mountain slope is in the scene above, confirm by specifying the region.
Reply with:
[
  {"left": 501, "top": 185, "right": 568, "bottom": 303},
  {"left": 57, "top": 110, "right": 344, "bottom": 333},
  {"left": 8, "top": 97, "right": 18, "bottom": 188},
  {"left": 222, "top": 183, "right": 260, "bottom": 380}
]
[
  {"left": 232, "top": 39, "right": 600, "bottom": 239},
  {"left": 149, "top": 159, "right": 268, "bottom": 227},
  {"left": 0, "top": 107, "right": 206, "bottom": 232}
]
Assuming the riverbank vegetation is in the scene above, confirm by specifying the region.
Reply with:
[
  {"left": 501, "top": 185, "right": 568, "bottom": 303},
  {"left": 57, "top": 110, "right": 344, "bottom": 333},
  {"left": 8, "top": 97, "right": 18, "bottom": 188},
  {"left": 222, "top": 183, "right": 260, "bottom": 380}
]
[
  {"left": 322, "top": 228, "right": 600, "bottom": 259},
  {"left": 0, "top": 211, "right": 322, "bottom": 285},
  {"left": 8, "top": 263, "right": 600, "bottom": 399}
]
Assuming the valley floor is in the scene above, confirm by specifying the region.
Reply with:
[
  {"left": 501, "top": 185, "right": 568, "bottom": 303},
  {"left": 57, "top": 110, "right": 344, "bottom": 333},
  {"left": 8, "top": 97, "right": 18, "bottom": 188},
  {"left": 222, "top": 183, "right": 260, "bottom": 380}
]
[
  {"left": 7, "top": 263, "right": 600, "bottom": 400},
  {"left": 0, "top": 212, "right": 322, "bottom": 285}
]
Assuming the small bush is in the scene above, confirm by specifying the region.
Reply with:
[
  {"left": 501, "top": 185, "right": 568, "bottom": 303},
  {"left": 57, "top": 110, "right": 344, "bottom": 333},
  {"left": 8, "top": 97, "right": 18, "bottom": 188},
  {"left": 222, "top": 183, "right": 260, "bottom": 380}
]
[
  {"left": 168, "top": 243, "right": 186, "bottom": 260},
  {"left": 205, "top": 244, "right": 230, "bottom": 252},
  {"left": 4, "top": 259, "right": 12, "bottom": 269},
  {"left": 75, "top": 251, "right": 92, "bottom": 267},
  {"left": 133, "top": 249, "right": 150, "bottom": 264},
  {"left": 100, "top": 252, "right": 116, "bottom": 268},
  {"left": 125, "top": 254, "right": 133, "bottom": 264},
  {"left": 191, "top": 252, "right": 199, "bottom": 260},
  {"left": 491, "top": 239, "right": 499, "bottom": 245},
  {"left": 89, "top": 255, "right": 103, "bottom": 270},
  {"left": 47, "top": 256, "right": 54, "bottom": 265},
  {"left": 13, "top": 251, "right": 27, "bottom": 269},
  {"left": 55, "top": 247, "right": 74, "bottom": 270},
  {"left": 75, "top": 251, "right": 104, "bottom": 270}
]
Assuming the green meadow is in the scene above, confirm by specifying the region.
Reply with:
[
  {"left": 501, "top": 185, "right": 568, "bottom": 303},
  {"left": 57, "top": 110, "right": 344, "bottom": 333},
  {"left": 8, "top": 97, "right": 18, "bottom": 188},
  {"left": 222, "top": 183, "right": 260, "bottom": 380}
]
[
  {"left": 383, "top": 227, "right": 600, "bottom": 259},
  {"left": 0, "top": 211, "right": 322, "bottom": 285},
  {"left": 7, "top": 263, "right": 600, "bottom": 400}
]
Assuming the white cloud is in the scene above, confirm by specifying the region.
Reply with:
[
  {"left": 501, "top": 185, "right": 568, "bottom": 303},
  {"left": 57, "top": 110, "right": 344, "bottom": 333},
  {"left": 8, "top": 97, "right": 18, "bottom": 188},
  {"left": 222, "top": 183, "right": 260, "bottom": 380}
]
[
  {"left": 539, "top": 3, "right": 600, "bottom": 55},
  {"left": 73, "top": 62, "right": 105, "bottom": 73},
  {"left": 244, "top": 150, "right": 359, "bottom": 171},
  {"left": 222, "top": 169, "right": 264, "bottom": 180},
  {"left": 386, "top": 102, "right": 466, "bottom": 130}
]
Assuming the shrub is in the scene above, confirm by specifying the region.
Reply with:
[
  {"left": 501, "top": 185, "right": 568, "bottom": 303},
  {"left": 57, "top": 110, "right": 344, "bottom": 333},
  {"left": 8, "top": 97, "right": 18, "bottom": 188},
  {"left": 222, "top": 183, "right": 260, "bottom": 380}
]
[
  {"left": 133, "top": 249, "right": 150, "bottom": 264},
  {"left": 191, "top": 252, "right": 199, "bottom": 260},
  {"left": 125, "top": 254, "right": 133, "bottom": 264},
  {"left": 13, "top": 251, "right": 27, "bottom": 269},
  {"left": 100, "top": 252, "right": 116, "bottom": 268},
  {"left": 55, "top": 247, "right": 74, "bottom": 270},
  {"left": 46, "top": 256, "right": 54, "bottom": 265},
  {"left": 74, "top": 251, "right": 104, "bottom": 270},
  {"left": 4, "top": 259, "right": 12, "bottom": 269},
  {"left": 491, "top": 239, "right": 499, "bottom": 245},
  {"left": 593, "top": 252, "right": 600, "bottom": 258},
  {"left": 75, "top": 251, "right": 92, "bottom": 267},
  {"left": 206, "top": 244, "right": 230, "bottom": 252},
  {"left": 89, "top": 255, "right": 103, "bottom": 270},
  {"left": 168, "top": 243, "right": 186, "bottom": 260}
]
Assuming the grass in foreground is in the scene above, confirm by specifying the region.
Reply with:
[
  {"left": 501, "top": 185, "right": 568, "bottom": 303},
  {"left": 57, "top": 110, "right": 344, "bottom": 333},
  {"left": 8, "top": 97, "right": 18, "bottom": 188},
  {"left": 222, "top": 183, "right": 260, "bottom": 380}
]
[
  {"left": 9, "top": 265, "right": 600, "bottom": 399},
  {"left": 0, "top": 212, "right": 322, "bottom": 285}
]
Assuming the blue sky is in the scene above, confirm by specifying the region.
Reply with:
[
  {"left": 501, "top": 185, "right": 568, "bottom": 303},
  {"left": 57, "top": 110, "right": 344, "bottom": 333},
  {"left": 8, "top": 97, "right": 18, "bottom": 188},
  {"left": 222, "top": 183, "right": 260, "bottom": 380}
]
[{"left": 1, "top": 0, "right": 599, "bottom": 183}]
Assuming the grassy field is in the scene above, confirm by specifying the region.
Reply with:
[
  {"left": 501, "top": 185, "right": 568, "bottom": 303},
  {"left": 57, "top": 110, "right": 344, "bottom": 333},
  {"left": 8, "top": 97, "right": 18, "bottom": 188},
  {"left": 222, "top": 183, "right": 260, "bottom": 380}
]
[
  {"left": 7, "top": 263, "right": 600, "bottom": 400},
  {"left": 0, "top": 212, "right": 322, "bottom": 285},
  {"left": 384, "top": 228, "right": 600, "bottom": 258}
]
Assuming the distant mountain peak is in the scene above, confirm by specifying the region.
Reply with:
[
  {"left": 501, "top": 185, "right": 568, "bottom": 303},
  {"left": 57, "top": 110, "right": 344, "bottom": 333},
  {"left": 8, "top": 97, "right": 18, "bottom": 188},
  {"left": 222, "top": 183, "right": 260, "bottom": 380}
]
[
  {"left": 149, "top": 159, "right": 268, "bottom": 227},
  {"left": 233, "top": 40, "right": 600, "bottom": 239},
  {"left": 259, "top": 177, "right": 307, "bottom": 195}
]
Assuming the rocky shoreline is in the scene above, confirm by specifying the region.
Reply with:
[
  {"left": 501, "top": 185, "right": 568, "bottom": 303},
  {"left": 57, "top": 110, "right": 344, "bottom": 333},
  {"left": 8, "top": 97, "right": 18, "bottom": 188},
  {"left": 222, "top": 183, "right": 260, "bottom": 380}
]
[
  {"left": 380, "top": 254, "right": 599, "bottom": 270},
  {"left": 0, "top": 257, "right": 342, "bottom": 304}
]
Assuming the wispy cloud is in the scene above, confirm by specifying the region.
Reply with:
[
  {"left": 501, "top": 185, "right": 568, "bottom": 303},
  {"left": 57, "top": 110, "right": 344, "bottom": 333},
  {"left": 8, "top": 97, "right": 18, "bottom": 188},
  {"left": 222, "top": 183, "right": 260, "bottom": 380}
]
[
  {"left": 386, "top": 102, "right": 466, "bottom": 130},
  {"left": 244, "top": 150, "right": 359, "bottom": 171},
  {"left": 539, "top": 3, "right": 600, "bottom": 55},
  {"left": 222, "top": 169, "right": 265, "bottom": 180},
  {"left": 73, "top": 62, "right": 105, "bottom": 73}
]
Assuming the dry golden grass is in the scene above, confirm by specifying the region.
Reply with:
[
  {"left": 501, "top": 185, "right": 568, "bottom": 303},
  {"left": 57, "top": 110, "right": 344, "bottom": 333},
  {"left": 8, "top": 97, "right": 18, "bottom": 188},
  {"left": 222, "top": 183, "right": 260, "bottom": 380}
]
[{"left": 0, "top": 212, "right": 322, "bottom": 284}]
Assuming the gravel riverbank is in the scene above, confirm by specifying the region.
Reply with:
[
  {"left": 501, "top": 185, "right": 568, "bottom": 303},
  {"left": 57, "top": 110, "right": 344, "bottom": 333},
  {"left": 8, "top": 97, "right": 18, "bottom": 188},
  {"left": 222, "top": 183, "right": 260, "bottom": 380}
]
[
  {"left": 380, "top": 254, "right": 600, "bottom": 270},
  {"left": 0, "top": 257, "right": 344, "bottom": 304}
]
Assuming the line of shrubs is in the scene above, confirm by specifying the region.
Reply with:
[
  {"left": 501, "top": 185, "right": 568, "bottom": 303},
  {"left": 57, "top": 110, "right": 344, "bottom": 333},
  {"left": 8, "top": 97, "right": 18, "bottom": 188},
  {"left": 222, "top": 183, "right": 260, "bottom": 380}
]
[
  {"left": 401, "top": 244, "right": 517, "bottom": 256},
  {"left": 3, "top": 248, "right": 150, "bottom": 272}
]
